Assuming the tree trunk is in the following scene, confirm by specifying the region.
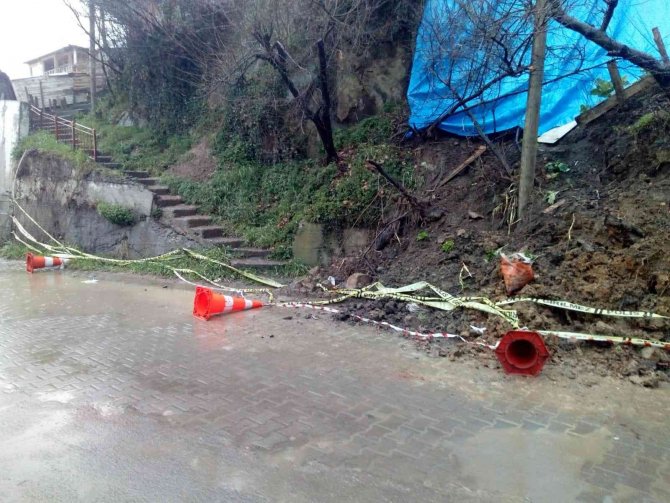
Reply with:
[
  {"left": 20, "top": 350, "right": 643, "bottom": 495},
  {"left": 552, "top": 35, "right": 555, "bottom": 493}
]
[
  {"left": 316, "top": 40, "right": 339, "bottom": 165},
  {"left": 518, "top": 0, "right": 548, "bottom": 221}
]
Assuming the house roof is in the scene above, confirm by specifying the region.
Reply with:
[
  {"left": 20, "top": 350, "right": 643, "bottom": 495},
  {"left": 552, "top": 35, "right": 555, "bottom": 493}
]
[{"left": 24, "top": 45, "right": 89, "bottom": 65}]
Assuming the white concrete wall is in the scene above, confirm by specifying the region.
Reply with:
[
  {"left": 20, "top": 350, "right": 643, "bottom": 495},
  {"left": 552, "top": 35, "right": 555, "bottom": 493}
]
[
  {"left": 0, "top": 100, "right": 29, "bottom": 194},
  {"left": 0, "top": 100, "right": 29, "bottom": 241},
  {"left": 86, "top": 181, "right": 154, "bottom": 217}
]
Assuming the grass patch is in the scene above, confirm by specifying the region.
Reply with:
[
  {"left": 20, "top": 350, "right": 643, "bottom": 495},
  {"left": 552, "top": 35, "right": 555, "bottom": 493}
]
[
  {"left": 76, "top": 110, "right": 192, "bottom": 174},
  {"left": 629, "top": 111, "right": 670, "bottom": 136},
  {"left": 12, "top": 131, "right": 94, "bottom": 169},
  {"left": 96, "top": 202, "right": 137, "bottom": 226},
  {"left": 0, "top": 242, "right": 30, "bottom": 260},
  {"left": 334, "top": 114, "right": 393, "bottom": 148},
  {"left": 163, "top": 143, "right": 417, "bottom": 256}
]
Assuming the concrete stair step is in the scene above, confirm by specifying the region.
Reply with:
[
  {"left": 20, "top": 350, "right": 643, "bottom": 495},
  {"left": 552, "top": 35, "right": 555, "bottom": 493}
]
[
  {"left": 204, "top": 237, "right": 245, "bottom": 248},
  {"left": 125, "top": 170, "right": 150, "bottom": 179},
  {"left": 232, "top": 248, "right": 271, "bottom": 258},
  {"left": 156, "top": 195, "right": 184, "bottom": 208},
  {"left": 230, "top": 258, "right": 287, "bottom": 269},
  {"left": 148, "top": 185, "right": 171, "bottom": 196},
  {"left": 165, "top": 204, "right": 198, "bottom": 218},
  {"left": 177, "top": 215, "right": 213, "bottom": 228},
  {"left": 96, "top": 155, "right": 113, "bottom": 163},
  {"left": 99, "top": 162, "right": 122, "bottom": 169},
  {"left": 192, "top": 225, "right": 224, "bottom": 238},
  {"left": 137, "top": 177, "right": 161, "bottom": 186}
]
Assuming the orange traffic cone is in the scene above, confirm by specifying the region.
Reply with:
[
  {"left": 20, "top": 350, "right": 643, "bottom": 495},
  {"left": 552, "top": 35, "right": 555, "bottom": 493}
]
[
  {"left": 193, "top": 286, "right": 263, "bottom": 320},
  {"left": 26, "top": 253, "right": 68, "bottom": 273}
]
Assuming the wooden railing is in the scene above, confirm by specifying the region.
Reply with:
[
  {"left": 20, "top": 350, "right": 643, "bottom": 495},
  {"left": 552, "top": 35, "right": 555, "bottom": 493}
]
[
  {"left": 29, "top": 105, "right": 98, "bottom": 161},
  {"left": 44, "top": 64, "right": 76, "bottom": 76}
]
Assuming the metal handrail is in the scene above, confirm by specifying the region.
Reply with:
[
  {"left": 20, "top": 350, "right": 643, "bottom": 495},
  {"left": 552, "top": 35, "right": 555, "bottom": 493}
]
[{"left": 29, "top": 105, "right": 98, "bottom": 161}]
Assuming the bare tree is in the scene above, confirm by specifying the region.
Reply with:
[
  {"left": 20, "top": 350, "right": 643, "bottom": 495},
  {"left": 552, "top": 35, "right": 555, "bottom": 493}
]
[{"left": 212, "top": 0, "right": 401, "bottom": 166}]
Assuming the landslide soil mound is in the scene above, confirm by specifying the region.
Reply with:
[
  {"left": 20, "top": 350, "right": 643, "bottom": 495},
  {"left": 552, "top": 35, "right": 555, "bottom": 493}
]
[{"left": 298, "top": 85, "right": 670, "bottom": 386}]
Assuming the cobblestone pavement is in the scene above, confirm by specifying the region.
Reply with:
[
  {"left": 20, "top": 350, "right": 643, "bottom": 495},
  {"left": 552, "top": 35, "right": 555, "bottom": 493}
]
[{"left": 0, "top": 261, "right": 669, "bottom": 502}]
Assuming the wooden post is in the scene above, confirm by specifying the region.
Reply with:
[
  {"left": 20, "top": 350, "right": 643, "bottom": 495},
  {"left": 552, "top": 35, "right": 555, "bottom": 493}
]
[
  {"left": 518, "top": 0, "right": 548, "bottom": 221},
  {"left": 72, "top": 120, "right": 76, "bottom": 149},
  {"left": 39, "top": 80, "right": 45, "bottom": 109},
  {"left": 652, "top": 27, "right": 670, "bottom": 65},
  {"left": 39, "top": 108, "right": 43, "bottom": 130},
  {"left": 607, "top": 60, "right": 626, "bottom": 104},
  {"left": 92, "top": 129, "right": 98, "bottom": 161},
  {"left": 54, "top": 115, "right": 59, "bottom": 142}
]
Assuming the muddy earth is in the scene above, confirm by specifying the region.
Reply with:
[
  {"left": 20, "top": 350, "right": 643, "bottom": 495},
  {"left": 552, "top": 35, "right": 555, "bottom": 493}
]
[{"left": 289, "top": 86, "right": 670, "bottom": 387}]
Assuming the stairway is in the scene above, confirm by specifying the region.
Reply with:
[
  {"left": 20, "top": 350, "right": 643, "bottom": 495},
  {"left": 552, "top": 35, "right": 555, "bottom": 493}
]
[{"left": 101, "top": 165, "right": 287, "bottom": 270}]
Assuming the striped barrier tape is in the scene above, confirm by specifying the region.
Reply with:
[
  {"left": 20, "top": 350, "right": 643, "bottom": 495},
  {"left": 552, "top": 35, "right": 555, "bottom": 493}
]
[
  {"left": 309, "top": 281, "right": 521, "bottom": 327},
  {"left": 10, "top": 201, "right": 284, "bottom": 290},
  {"left": 278, "top": 303, "right": 669, "bottom": 351},
  {"left": 9, "top": 199, "right": 669, "bottom": 351},
  {"left": 497, "top": 297, "right": 668, "bottom": 320},
  {"left": 537, "top": 330, "right": 670, "bottom": 350},
  {"left": 277, "top": 302, "right": 499, "bottom": 349}
]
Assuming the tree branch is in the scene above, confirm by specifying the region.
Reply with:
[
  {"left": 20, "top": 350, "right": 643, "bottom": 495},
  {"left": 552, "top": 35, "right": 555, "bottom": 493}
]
[
  {"left": 600, "top": 0, "right": 618, "bottom": 32},
  {"left": 367, "top": 160, "right": 441, "bottom": 220},
  {"left": 549, "top": 0, "right": 670, "bottom": 86}
]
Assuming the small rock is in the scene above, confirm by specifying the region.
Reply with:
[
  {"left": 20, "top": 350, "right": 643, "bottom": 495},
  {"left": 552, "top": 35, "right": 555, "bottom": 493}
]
[
  {"left": 629, "top": 374, "right": 660, "bottom": 388},
  {"left": 468, "top": 210, "right": 484, "bottom": 220},
  {"left": 640, "top": 346, "right": 656, "bottom": 360},
  {"left": 345, "top": 273, "right": 372, "bottom": 289},
  {"left": 456, "top": 228, "right": 467, "bottom": 237},
  {"left": 623, "top": 359, "right": 640, "bottom": 376},
  {"left": 595, "top": 321, "right": 615, "bottom": 334},
  {"left": 309, "top": 266, "right": 320, "bottom": 276}
]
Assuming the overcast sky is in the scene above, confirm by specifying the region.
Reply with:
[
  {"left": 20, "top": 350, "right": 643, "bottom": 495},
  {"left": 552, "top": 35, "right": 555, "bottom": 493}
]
[{"left": 0, "top": 0, "right": 89, "bottom": 79}]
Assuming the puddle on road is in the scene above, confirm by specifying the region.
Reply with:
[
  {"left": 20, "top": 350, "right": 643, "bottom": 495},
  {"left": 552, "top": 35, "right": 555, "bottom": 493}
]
[
  {"left": 36, "top": 390, "right": 75, "bottom": 404},
  {"left": 451, "top": 427, "right": 610, "bottom": 501}
]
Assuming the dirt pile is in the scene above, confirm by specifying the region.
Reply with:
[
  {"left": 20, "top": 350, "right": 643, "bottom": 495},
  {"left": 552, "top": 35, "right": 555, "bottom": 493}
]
[{"left": 299, "top": 85, "right": 670, "bottom": 386}]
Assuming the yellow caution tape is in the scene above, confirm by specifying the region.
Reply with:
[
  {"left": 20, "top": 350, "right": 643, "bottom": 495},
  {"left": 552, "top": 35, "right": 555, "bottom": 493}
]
[
  {"left": 538, "top": 330, "right": 669, "bottom": 350},
  {"left": 309, "top": 281, "right": 521, "bottom": 327},
  {"left": 498, "top": 297, "right": 668, "bottom": 320},
  {"left": 10, "top": 202, "right": 284, "bottom": 291}
]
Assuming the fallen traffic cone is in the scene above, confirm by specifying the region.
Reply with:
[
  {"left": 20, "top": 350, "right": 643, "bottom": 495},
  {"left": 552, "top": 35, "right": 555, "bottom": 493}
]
[
  {"left": 193, "top": 286, "right": 263, "bottom": 320},
  {"left": 26, "top": 253, "right": 68, "bottom": 273},
  {"left": 495, "top": 330, "right": 550, "bottom": 376}
]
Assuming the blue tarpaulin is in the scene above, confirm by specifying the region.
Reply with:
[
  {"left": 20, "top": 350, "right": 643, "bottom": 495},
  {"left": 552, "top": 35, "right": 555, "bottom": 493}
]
[{"left": 408, "top": 0, "right": 669, "bottom": 136}]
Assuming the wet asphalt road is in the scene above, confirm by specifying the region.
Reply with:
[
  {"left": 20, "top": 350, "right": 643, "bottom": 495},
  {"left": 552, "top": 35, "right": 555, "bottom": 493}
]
[{"left": 0, "top": 261, "right": 669, "bottom": 502}]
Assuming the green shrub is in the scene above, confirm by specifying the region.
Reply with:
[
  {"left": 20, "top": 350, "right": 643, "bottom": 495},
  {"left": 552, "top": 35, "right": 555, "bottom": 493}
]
[
  {"left": 416, "top": 230, "right": 429, "bottom": 241},
  {"left": 97, "top": 202, "right": 137, "bottom": 226},
  {"left": 441, "top": 240, "right": 455, "bottom": 253},
  {"left": 335, "top": 114, "right": 394, "bottom": 148},
  {"left": 163, "top": 142, "right": 417, "bottom": 250}
]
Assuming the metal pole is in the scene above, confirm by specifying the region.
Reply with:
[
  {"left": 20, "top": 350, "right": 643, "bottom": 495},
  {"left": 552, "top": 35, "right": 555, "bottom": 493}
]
[{"left": 89, "top": 0, "right": 97, "bottom": 111}]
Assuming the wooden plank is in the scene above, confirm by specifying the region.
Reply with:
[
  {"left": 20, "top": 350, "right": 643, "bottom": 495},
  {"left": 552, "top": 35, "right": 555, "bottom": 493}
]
[
  {"left": 575, "top": 76, "right": 657, "bottom": 126},
  {"left": 434, "top": 145, "right": 487, "bottom": 189}
]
